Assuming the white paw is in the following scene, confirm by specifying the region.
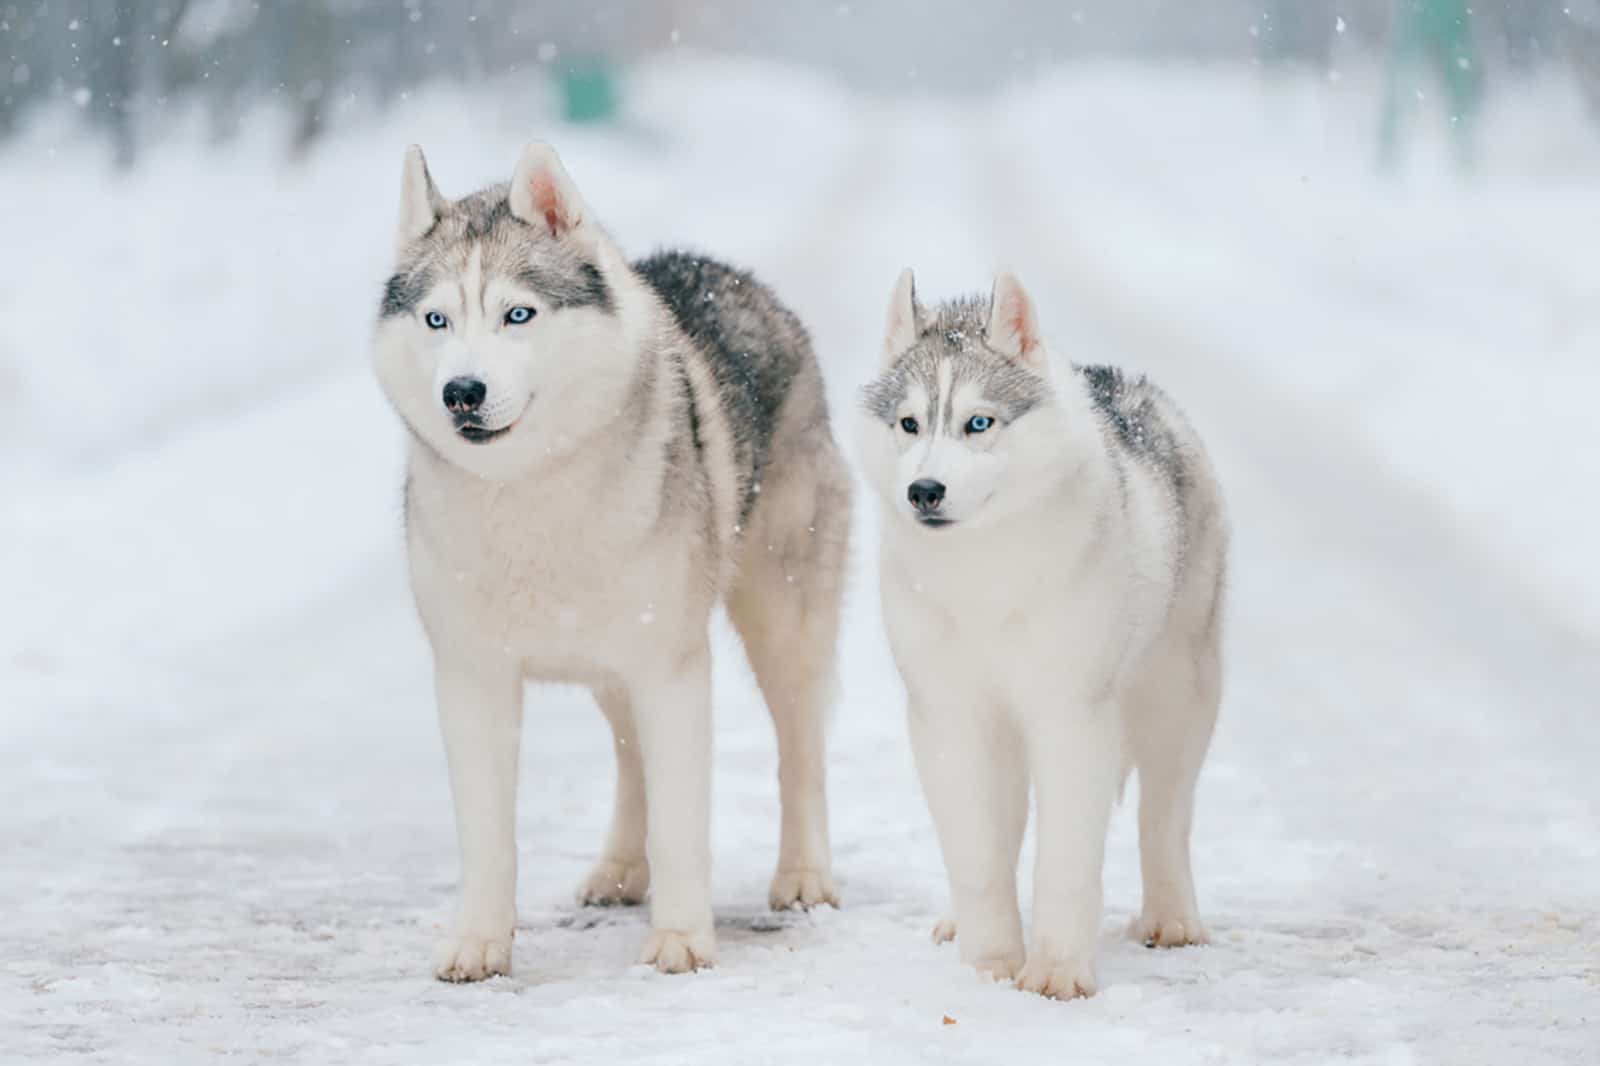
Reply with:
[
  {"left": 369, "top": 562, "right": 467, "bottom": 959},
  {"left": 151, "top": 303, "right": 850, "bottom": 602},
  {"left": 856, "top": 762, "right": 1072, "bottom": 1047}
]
[
  {"left": 768, "top": 866, "right": 838, "bottom": 911},
  {"left": 639, "top": 927, "right": 717, "bottom": 974},
  {"left": 433, "top": 932, "right": 513, "bottom": 982},
  {"left": 576, "top": 856, "right": 650, "bottom": 906},
  {"left": 1131, "top": 911, "right": 1210, "bottom": 948},
  {"left": 931, "top": 915, "right": 957, "bottom": 944},
  {"left": 1015, "top": 951, "right": 1098, "bottom": 1000},
  {"left": 968, "top": 947, "right": 1024, "bottom": 982}
]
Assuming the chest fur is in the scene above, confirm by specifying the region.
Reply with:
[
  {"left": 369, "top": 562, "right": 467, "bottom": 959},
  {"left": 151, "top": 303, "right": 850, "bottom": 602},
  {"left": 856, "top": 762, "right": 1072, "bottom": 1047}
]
[
  {"left": 878, "top": 515, "right": 1155, "bottom": 705},
  {"left": 403, "top": 453, "right": 712, "bottom": 680}
]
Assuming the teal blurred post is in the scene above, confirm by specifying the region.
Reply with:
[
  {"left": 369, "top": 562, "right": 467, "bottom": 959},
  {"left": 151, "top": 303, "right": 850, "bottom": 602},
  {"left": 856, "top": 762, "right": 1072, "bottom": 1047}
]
[
  {"left": 1379, "top": 0, "right": 1482, "bottom": 171},
  {"left": 556, "top": 53, "right": 621, "bottom": 125}
]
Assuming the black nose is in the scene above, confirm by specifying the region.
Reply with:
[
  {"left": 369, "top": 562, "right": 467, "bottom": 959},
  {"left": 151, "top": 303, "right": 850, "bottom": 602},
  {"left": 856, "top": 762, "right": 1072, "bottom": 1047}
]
[
  {"left": 907, "top": 478, "right": 946, "bottom": 513},
  {"left": 442, "top": 376, "right": 487, "bottom": 415}
]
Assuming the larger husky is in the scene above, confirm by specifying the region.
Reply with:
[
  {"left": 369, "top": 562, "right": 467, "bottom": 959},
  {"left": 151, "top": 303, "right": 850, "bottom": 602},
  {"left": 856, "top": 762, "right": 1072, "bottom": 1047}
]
[
  {"left": 372, "top": 143, "right": 851, "bottom": 979},
  {"left": 860, "top": 271, "right": 1227, "bottom": 999}
]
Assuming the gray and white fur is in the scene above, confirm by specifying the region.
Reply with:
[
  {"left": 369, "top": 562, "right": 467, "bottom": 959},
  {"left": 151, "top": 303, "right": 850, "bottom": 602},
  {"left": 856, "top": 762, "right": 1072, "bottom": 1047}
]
[
  {"left": 859, "top": 269, "right": 1228, "bottom": 999},
  {"left": 372, "top": 143, "right": 851, "bottom": 980}
]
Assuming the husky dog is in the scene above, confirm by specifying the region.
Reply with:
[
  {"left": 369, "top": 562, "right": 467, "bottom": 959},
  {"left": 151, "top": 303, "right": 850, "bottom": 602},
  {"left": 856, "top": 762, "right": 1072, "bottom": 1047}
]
[
  {"left": 859, "top": 271, "right": 1227, "bottom": 999},
  {"left": 372, "top": 142, "right": 851, "bottom": 980}
]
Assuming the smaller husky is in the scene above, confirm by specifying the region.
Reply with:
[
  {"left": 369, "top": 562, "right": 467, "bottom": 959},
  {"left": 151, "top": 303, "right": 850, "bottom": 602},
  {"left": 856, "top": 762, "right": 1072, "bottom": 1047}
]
[
  {"left": 372, "top": 143, "right": 851, "bottom": 980},
  {"left": 860, "top": 271, "right": 1228, "bottom": 999}
]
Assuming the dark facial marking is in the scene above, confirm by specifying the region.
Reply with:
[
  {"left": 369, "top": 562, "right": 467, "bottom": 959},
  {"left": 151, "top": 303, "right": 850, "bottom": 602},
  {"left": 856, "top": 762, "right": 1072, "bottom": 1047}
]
[
  {"left": 456, "top": 422, "right": 512, "bottom": 444},
  {"left": 862, "top": 364, "right": 911, "bottom": 424},
  {"left": 379, "top": 269, "right": 432, "bottom": 319},
  {"left": 578, "top": 263, "right": 613, "bottom": 310},
  {"left": 388, "top": 182, "right": 615, "bottom": 318},
  {"left": 514, "top": 260, "right": 613, "bottom": 312},
  {"left": 863, "top": 291, "right": 1051, "bottom": 428},
  {"left": 967, "top": 358, "right": 1049, "bottom": 423}
]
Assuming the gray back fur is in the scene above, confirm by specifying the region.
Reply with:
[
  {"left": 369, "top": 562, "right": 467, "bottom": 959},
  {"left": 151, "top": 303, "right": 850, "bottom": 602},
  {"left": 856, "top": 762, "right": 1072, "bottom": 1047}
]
[
  {"left": 1076, "top": 361, "right": 1200, "bottom": 581},
  {"left": 634, "top": 251, "right": 813, "bottom": 523}
]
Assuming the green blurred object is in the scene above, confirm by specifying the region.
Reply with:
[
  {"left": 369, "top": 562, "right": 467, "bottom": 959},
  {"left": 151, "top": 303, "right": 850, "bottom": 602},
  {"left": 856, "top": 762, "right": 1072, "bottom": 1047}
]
[
  {"left": 1379, "top": 0, "right": 1482, "bottom": 172},
  {"left": 557, "top": 54, "right": 621, "bottom": 125}
]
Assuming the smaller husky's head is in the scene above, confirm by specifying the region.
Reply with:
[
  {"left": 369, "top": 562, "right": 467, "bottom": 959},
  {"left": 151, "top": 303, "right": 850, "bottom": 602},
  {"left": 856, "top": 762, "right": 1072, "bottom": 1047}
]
[
  {"left": 372, "top": 142, "right": 631, "bottom": 479},
  {"left": 860, "top": 270, "right": 1058, "bottom": 533}
]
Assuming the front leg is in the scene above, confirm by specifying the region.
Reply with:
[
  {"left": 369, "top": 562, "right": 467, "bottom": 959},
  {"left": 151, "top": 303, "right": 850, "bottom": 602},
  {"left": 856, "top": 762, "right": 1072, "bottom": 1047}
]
[
  {"left": 431, "top": 648, "right": 524, "bottom": 982},
  {"left": 907, "top": 685, "right": 1028, "bottom": 982},
  {"left": 1017, "top": 700, "right": 1122, "bottom": 1000},
  {"left": 629, "top": 643, "right": 716, "bottom": 973}
]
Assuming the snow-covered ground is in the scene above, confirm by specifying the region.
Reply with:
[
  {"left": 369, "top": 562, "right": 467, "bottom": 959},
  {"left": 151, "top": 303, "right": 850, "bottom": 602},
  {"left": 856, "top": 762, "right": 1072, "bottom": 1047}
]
[{"left": 3, "top": 59, "right": 1598, "bottom": 1064}]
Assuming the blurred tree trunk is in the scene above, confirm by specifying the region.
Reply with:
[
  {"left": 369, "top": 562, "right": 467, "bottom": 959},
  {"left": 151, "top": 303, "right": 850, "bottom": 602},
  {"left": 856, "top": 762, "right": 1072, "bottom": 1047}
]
[
  {"left": 154, "top": 0, "right": 193, "bottom": 98},
  {"left": 1259, "top": 0, "right": 1338, "bottom": 71},
  {"left": 283, "top": 2, "right": 334, "bottom": 159},
  {"left": 1569, "top": 4, "right": 1600, "bottom": 123},
  {"left": 98, "top": 3, "right": 139, "bottom": 169},
  {"left": 1575, "top": 29, "right": 1600, "bottom": 123}
]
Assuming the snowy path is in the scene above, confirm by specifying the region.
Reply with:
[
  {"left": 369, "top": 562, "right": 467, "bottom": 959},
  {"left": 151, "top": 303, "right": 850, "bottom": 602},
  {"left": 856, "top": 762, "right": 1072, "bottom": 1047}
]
[{"left": 3, "top": 64, "right": 1597, "bottom": 1064}]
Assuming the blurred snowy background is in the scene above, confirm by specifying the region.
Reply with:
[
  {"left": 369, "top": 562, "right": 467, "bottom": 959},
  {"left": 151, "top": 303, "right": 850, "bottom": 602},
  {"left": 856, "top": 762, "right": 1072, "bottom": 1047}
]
[{"left": 3, "top": 2, "right": 1599, "bottom": 1063}]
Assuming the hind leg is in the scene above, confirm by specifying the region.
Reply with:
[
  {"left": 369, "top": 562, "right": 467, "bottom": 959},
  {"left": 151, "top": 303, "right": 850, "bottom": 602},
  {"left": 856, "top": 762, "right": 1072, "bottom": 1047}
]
[
  {"left": 1128, "top": 638, "right": 1220, "bottom": 947},
  {"left": 576, "top": 684, "right": 650, "bottom": 906},
  {"left": 727, "top": 445, "right": 851, "bottom": 911}
]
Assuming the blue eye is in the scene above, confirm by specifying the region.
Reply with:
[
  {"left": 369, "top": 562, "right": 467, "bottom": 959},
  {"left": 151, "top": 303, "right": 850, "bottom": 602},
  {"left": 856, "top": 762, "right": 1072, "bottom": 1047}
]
[
  {"left": 505, "top": 306, "right": 535, "bottom": 325},
  {"left": 966, "top": 415, "right": 994, "bottom": 434},
  {"left": 899, "top": 416, "right": 919, "bottom": 434},
  {"left": 424, "top": 311, "right": 448, "bottom": 330}
]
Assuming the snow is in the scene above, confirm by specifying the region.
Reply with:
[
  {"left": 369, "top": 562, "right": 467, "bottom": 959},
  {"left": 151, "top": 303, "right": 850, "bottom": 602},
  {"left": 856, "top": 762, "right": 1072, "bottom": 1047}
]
[{"left": 4, "top": 58, "right": 1599, "bottom": 1064}]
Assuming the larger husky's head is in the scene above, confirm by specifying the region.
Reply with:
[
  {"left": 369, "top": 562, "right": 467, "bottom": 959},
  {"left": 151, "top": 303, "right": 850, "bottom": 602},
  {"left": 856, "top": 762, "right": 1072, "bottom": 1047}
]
[
  {"left": 372, "top": 142, "right": 634, "bottom": 479},
  {"left": 860, "top": 270, "right": 1062, "bottom": 533}
]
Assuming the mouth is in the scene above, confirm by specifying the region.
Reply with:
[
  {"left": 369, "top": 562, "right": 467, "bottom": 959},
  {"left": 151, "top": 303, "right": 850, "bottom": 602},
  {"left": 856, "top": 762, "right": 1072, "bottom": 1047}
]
[
  {"left": 454, "top": 419, "right": 515, "bottom": 444},
  {"left": 916, "top": 515, "right": 955, "bottom": 529}
]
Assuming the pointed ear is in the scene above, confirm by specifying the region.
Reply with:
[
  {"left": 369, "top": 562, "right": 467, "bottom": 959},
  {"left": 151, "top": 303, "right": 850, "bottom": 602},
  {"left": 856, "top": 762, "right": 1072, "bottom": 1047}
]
[
  {"left": 883, "top": 268, "right": 922, "bottom": 365},
  {"left": 397, "top": 145, "right": 445, "bottom": 250},
  {"left": 508, "top": 141, "right": 588, "bottom": 240},
  {"left": 986, "top": 272, "right": 1045, "bottom": 368}
]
